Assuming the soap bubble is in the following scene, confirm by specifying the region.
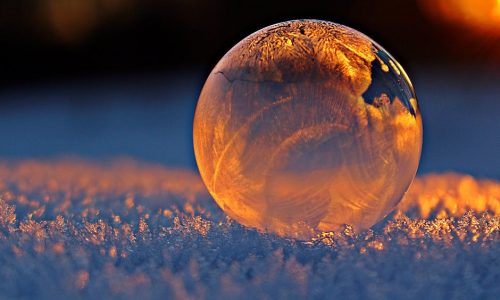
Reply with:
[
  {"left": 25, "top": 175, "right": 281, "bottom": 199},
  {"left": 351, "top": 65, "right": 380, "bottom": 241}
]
[{"left": 193, "top": 20, "right": 423, "bottom": 239}]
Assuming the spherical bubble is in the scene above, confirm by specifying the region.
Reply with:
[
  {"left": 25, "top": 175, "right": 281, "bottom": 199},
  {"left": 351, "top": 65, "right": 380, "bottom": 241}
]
[{"left": 193, "top": 20, "right": 423, "bottom": 239}]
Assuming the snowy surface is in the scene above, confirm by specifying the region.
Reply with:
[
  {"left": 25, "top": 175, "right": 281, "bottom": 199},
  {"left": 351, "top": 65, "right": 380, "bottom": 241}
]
[{"left": 0, "top": 159, "right": 498, "bottom": 299}]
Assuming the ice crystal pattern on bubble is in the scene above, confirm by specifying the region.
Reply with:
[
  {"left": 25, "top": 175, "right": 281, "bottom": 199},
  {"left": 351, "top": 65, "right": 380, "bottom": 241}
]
[{"left": 193, "top": 20, "right": 423, "bottom": 238}]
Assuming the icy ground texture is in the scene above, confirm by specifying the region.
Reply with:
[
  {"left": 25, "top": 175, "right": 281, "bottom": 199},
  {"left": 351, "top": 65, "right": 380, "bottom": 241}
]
[{"left": 0, "top": 159, "right": 498, "bottom": 299}]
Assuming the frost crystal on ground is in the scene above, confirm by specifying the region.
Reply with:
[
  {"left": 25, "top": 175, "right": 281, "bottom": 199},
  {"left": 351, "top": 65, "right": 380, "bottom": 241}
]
[{"left": 0, "top": 159, "right": 498, "bottom": 299}]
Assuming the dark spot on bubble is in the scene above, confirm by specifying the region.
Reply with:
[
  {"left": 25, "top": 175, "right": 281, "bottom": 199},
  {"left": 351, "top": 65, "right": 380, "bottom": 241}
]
[
  {"left": 373, "top": 93, "right": 391, "bottom": 107},
  {"left": 362, "top": 49, "right": 416, "bottom": 117}
]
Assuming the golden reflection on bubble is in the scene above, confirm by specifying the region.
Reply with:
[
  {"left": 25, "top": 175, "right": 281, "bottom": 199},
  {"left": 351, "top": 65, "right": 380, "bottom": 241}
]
[{"left": 193, "top": 20, "right": 423, "bottom": 239}]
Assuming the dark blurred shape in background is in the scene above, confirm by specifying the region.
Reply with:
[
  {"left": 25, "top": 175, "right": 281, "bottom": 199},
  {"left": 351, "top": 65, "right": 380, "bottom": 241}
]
[
  {"left": 1, "top": 0, "right": 499, "bottom": 85},
  {"left": 0, "top": 0, "right": 498, "bottom": 178}
]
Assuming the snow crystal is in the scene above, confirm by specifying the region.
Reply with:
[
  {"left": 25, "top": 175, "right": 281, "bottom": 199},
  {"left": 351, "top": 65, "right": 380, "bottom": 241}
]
[{"left": 0, "top": 159, "right": 498, "bottom": 299}]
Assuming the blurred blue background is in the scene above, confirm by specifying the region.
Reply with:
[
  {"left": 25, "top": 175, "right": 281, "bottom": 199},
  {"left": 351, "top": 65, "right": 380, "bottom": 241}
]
[{"left": 0, "top": 68, "right": 498, "bottom": 179}]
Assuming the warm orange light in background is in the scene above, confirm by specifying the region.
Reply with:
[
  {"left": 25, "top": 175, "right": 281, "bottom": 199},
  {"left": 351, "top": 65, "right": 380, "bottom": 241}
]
[
  {"left": 40, "top": 0, "right": 135, "bottom": 44},
  {"left": 419, "top": 0, "right": 500, "bottom": 35}
]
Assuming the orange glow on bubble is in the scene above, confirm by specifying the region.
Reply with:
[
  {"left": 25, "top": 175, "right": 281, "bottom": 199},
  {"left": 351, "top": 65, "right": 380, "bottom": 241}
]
[{"left": 193, "top": 20, "right": 423, "bottom": 239}]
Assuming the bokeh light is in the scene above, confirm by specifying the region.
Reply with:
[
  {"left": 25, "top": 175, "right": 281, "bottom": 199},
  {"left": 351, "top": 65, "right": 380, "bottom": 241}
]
[{"left": 419, "top": 0, "right": 500, "bottom": 35}]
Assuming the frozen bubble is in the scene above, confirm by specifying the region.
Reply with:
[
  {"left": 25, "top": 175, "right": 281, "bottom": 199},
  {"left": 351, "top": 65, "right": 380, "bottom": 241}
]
[{"left": 193, "top": 20, "right": 423, "bottom": 239}]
